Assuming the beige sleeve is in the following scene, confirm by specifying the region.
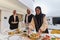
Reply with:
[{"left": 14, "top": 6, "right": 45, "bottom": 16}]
[
  {"left": 29, "top": 18, "right": 35, "bottom": 30},
  {"left": 40, "top": 16, "right": 48, "bottom": 31}
]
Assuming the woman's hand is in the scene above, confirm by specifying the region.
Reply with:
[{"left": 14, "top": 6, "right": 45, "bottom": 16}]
[
  {"left": 37, "top": 29, "right": 42, "bottom": 36},
  {"left": 28, "top": 28, "right": 31, "bottom": 34}
]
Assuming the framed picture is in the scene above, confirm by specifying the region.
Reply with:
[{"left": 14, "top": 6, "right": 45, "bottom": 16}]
[{"left": 17, "top": 14, "right": 23, "bottom": 22}]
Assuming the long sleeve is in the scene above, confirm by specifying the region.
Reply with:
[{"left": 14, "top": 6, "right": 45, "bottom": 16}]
[
  {"left": 29, "top": 18, "right": 35, "bottom": 30},
  {"left": 40, "top": 16, "right": 48, "bottom": 31}
]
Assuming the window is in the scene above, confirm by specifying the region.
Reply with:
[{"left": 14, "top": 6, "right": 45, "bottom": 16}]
[{"left": 52, "top": 17, "right": 60, "bottom": 25}]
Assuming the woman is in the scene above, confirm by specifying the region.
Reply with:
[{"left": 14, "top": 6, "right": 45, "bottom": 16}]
[{"left": 29, "top": 6, "right": 48, "bottom": 36}]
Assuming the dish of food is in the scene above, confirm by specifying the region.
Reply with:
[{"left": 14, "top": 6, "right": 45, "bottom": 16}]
[
  {"left": 8, "top": 29, "right": 22, "bottom": 36},
  {"left": 8, "top": 32, "right": 14, "bottom": 36},
  {"left": 21, "top": 33, "right": 29, "bottom": 37},
  {"left": 51, "top": 30, "right": 60, "bottom": 34},
  {"left": 42, "top": 35, "right": 50, "bottom": 40},
  {"left": 29, "top": 33, "right": 40, "bottom": 39},
  {"left": 15, "top": 29, "right": 22, "bottom": 34},
  {"left": 51, "top": 38, "right": 60, "bottom": 40}
]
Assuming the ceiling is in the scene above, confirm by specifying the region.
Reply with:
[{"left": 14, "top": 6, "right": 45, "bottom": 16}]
[
  {"left": 34, "top": 0, "right": 60, "bottom": 16},
  {"left": 35, "top": 0, "right": 60, "bottom": 10}
]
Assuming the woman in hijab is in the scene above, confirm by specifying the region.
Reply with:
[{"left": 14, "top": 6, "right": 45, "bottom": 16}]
[{"left": 29, "top": 6, "right": 48, "bottom": 36}]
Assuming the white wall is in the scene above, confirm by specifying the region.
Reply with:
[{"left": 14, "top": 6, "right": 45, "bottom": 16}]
[
  {"left": 0, "top": 0, "right": 27, "bottom": 13},
  {"left": 1, "top": 9, "right": 12, "bottom": 33}
]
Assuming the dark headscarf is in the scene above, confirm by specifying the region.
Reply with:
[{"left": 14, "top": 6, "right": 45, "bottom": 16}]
[{"left": 35, "top": 6, "right": 42, "bottom": 14}]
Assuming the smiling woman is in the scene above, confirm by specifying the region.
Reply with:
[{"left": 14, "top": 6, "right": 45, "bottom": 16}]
[{"left": 34, "top": 0, "right": 48, "bottom": 14}]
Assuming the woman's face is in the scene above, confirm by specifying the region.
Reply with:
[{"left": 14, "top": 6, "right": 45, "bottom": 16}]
[{"left": 35, "top": 8, "right": 41, "bottom": 15}]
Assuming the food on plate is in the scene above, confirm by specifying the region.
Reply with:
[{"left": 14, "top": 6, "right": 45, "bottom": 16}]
[
  {"left": 42, "top": 35, "right": 50, "bottom": 40},
  {"left": 29, "top": 33, "right": 40, "bottom": 39},
  {"left": 51, "top": 30, "right": 60, "bottom": 34},
  {"left": 52, "top": 38, "right": 60, "bottom": 40},
  {"left": 51, "top": 38, "right": 55, "bottom": 40},
  {"left": 8, "top": 29, "right": 22, "bottom": 35},
  {"left": 15, "top": 29, "right": 22, "bottom": 34},
  {"left": 55, "top": 38, "right": 60, "bottom": 40},
  {"left": 22, "top": 33, "right": 28, "bottom": 37},
  {"left": 8, "top": 32, "right": 14, "bottom": 35}
]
